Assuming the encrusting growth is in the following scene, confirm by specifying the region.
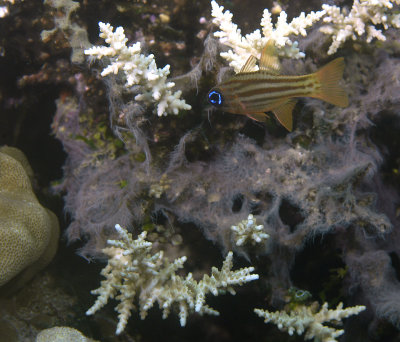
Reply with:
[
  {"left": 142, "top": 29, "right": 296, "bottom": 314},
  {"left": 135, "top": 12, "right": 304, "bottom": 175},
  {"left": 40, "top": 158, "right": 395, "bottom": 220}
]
[{"left": 86, "top": 224, "right": 259, "bottom": 335}]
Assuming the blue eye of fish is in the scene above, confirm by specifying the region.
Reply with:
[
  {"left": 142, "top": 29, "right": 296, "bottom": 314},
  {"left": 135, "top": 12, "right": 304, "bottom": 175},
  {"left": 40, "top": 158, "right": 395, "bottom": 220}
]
[{"left": 208, "top": 90, "right": 223, "bottom": 107}]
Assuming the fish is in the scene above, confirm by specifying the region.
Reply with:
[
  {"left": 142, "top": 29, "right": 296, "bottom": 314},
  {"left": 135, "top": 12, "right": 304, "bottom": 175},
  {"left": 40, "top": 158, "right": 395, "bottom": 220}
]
[{"left": 207, "top": 40, "right": 348, "bottom": 131}]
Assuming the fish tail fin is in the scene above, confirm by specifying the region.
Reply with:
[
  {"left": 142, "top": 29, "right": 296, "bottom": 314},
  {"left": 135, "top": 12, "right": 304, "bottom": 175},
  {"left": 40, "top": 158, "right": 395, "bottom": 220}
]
[{"left": 312, "top": 57, "right": 349, "bottom": 107}]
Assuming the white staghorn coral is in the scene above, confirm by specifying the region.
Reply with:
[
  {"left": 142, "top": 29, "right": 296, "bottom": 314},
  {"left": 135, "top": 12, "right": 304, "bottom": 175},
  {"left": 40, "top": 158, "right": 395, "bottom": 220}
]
[
  {"left": 84, "top": 22, "right": 191, "bottom": 116},
  {"left": 86, "top": 224, "right": 258, "bottom": 335},
  {"left": 321, "top": 0, "right": 400, "bottom": 54},
  {"left": 210, "top": 0, "right": 325, "bottom": 72},
  {"left": 211, "top": 0, "right": 400, "bottom": 68},
  {"left": 230, "top": 214, "right": 269, "bottom": 246},
  {"left": 254, "top": 301, "right": 366, "bottom": 342}
]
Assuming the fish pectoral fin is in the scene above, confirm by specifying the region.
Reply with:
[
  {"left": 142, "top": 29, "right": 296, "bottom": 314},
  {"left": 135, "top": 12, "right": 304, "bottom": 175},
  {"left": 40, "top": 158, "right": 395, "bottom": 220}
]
[
  {"left": 259, "top": 39, "right": 281, "bottom": 75},
  {"left": 272, "top": 99, "right": 297, "bottom": 132},
  {"left": 247, "top": 112, "right": 270, "bottom": 122},
  {"left": 240, "top": 55, "right": 257, "bottom": 73}
]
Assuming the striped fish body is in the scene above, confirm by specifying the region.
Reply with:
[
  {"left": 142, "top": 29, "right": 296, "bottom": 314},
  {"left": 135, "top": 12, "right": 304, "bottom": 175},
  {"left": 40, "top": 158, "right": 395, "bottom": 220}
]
[
  {"left": 213, "top": 72, "right": 318, "bottom": 115},
  {"left": 207, "top": 42, "right": 348, "bottom": 131}
]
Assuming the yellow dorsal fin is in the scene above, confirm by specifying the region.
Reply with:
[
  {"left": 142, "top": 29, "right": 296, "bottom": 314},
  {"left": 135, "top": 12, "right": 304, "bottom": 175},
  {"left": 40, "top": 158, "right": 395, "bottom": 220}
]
[
  {"left": 240, "top": 55, "right": 257, "bottom": 73},
  {"left": 272, "top": 99, "right": 297, "bottom": 131},
  {"left": 259, "top": 40, "right": 281, "bottom": 75}
]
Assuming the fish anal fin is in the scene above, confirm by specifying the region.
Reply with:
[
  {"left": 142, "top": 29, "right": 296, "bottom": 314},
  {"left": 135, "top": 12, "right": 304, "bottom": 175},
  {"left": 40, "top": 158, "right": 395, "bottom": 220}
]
[
  {"left": 259, "top": 40, "right": 281, "bottom": 75},
  {"left": 247, "top": 112, "right": 269, "bottom": 122},
  {"left": 240, "top": 55, "right": 257, "bottom": 73},
  {"left": 272, "top": 99, "right": 296, "bottom": 131}
]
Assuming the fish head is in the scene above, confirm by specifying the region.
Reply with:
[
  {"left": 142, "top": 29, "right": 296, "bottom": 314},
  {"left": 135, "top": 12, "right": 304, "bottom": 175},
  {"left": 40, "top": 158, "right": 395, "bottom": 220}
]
[{"left": 207, "top": 86, "right": 243, "bottom": 114}]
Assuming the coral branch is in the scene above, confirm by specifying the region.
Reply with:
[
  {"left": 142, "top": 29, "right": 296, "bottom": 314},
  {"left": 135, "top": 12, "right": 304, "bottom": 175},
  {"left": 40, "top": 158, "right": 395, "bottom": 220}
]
[
  {"left": 87, "top": 224, "right": 258, "bottom": 335},
  {"left": 255, "top": 301, "right": 366, "bottom": 342},
  {"left": 84, "top": 22, "right": 191, "bottom": 116},
  {"left": 210, "top": 0, "right": 325, "bottom": 72}
]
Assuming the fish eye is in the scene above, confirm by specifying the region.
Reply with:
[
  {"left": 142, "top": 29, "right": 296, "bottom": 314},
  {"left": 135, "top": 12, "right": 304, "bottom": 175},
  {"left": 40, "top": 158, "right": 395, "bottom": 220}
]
[{"left": 208, "top": 90, "right": 223, "bottom": 107}]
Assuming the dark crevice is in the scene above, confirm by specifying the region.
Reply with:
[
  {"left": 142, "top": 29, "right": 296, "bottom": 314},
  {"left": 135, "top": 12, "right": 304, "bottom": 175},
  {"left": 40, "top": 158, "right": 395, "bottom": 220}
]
[
  {"left": 279, "top": 199, "right": 305, "bottom": 232},
  {"left": 231, "top": 193, "right": 244, "bottom": 213}
]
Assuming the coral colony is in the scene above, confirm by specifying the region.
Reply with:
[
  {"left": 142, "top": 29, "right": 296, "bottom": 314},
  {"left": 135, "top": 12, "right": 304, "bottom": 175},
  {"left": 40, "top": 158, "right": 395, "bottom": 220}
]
[
  {"left": 3, "top": 0, "right": 400, "bottom": 340},
  {"left": 210, "top": 0, "right": 325, "bottom": 72},
  {"left": 254, "top": 302, "right": 365, "bottom": 341},
  {"left": 84, "top": 22, "right": 191, "bottom": 117},
  {"left": 211, "top": 0, "right": 400, "bottom": 70},
  {"left": 71, "top": 1, "right": 400, "bottom": 338},
  {"left": 54, "top": 0, "right": 400, "bottom": 339},
  {"left": 86, "top": 224, "right": 259, "bottom": 335},
  {"left": 230, "top": 214, "right": 269, "bottom": 246}
]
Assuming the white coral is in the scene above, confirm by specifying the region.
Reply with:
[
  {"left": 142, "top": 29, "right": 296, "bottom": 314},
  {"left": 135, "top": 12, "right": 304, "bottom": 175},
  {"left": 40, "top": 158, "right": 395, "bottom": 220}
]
[
  {"left": 86, "top": 224, "right": 258, "bottom": 335},
  {"left": 254, "top": 301, "right": 366, "bottom": 342},
  {"left": 84, "top": 22, "right": 191, "bottom": 116},
  {"left": 211, "top": 0, "right": 400, "bottom": 68},
  {"left": 230, "top": 214, "right": 269, "bottom": 246},
  {"left": 210, "top": 0, "right": 325, "bottom": 72},
  {"left": 321, "top": 0, "right": 400, "bottom": 54}
]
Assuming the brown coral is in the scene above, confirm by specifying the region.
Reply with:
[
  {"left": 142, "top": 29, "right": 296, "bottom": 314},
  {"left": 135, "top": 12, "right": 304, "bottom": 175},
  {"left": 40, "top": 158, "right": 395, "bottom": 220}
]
[{"left": 0, "top": 146, "right": 59, "bottom": 290}]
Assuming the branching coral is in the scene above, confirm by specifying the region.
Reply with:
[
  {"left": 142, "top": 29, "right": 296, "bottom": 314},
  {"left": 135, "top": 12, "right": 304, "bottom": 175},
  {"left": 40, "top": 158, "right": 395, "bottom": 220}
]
[
  {"left": 321, "top": 0, "right": 400, "bottom": 55},
  {"left": 254, "top": 301, "right": 366, "bottom": 342},
  {"left": 230, "top": 214, "right": 269, "bottom": 246},
  {"left": 210, "top": 0, "right": 325, "bottom": 72},
  {"left": 50, "top": 1, "right": 400, "bottom": 340},
  {"left": 211, "top": 0, "right": 400, "bottom": 70},
  {"left": 84, "top": 22, "right": 191, "bottom": 116},
  {"left": 86, "top": 224, "right": 259, "bottom": 335}
]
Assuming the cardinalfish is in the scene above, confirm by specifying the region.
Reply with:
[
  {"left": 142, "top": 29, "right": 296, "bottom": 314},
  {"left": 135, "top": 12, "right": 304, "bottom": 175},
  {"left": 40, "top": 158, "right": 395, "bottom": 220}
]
[{"left": 207, "top": 41, "right": 348, "bottom": 131}]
